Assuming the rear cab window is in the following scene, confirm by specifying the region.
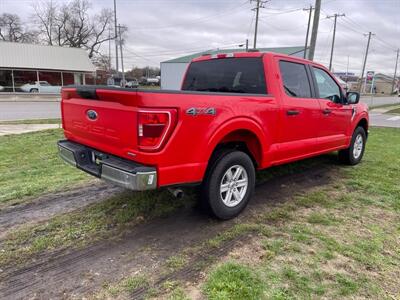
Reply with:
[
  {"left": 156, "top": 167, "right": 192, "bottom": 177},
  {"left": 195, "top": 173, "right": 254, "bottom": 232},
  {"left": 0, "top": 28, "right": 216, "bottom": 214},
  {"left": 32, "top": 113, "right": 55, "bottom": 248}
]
[
  {"left": 182, "top": 57, "right": 267, "bottom": 94},
  {"left": 279, "top": 60, "right": 312, "bottom": 98}
]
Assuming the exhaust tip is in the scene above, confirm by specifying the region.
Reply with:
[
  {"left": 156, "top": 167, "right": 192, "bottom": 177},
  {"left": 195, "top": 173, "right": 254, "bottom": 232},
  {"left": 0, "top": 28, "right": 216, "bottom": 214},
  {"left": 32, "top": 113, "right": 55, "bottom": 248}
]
[{"left": 168, "top": 188, "right": 184, "bottom": 199}]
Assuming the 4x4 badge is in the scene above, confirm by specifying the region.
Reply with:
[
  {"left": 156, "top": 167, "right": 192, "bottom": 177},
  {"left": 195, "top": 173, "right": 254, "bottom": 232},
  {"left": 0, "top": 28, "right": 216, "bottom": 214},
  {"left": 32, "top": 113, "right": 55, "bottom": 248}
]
[{"left": 186, "top": 107, "right": 216, "bottom": 116}]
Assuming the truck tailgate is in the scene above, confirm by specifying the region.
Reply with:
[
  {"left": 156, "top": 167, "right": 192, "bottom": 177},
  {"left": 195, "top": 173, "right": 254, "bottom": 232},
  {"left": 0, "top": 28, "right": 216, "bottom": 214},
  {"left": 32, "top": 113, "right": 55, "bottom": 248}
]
[{"left": 61, "top": 88, "right": 139, "bottom": 157}]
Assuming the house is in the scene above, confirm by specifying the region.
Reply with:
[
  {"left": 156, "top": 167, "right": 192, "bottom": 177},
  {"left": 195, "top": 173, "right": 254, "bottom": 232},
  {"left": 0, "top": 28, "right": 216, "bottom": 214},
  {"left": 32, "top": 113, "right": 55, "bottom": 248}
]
[{"left": 0, "top": 41, "right": 95, "bottom": 93}]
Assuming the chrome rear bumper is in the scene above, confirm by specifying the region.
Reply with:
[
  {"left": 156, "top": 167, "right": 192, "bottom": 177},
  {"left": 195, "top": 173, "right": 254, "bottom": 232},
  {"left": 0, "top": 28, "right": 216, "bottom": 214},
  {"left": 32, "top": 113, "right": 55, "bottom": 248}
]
[{"left": 57, "top": 140, "right": 157, "bottom": 191}]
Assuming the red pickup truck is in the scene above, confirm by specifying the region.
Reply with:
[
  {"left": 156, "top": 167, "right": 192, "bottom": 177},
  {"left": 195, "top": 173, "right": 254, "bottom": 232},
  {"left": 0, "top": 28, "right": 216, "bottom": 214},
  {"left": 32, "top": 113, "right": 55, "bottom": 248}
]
[{"left": 58, "top": 51, "right": 369, "bottom": 219}]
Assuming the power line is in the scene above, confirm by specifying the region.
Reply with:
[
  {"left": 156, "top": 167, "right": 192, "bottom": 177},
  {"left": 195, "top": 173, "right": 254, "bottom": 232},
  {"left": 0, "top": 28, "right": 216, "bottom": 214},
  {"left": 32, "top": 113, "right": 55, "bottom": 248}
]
[
  {"left": 131, "top": 1, "right": 249, "bottom": 31},
  {"left": 251, "top": 0, "right": 269, "bottom": 49},
  {"left": 326, "top": 13, "right": 345, "bottom": 71}
]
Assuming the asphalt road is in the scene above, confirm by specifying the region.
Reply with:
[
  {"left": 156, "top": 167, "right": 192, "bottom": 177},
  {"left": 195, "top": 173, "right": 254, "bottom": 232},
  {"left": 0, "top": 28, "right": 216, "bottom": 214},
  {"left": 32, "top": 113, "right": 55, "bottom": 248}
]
[
  {"left": 0, "top": 102, "right": 61, "bottom": 121},
  {"left": 370, "top": 112, "right": 400, "bottom": 128}
]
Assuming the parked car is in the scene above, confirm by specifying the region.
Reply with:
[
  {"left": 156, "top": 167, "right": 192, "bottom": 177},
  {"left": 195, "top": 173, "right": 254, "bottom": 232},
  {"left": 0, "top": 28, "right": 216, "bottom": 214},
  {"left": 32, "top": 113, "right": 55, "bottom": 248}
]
[
  {"left": 125, "top": 79, "right": 139, "bottom": 88},
  {"left": 20, "top": 81, "right": 61, "bottom": 93},
  {"left": 0, "top": 85, "right": 4, "bottom": 92},
  {"left": 140, "top": 77, "right": 160, "bottom": 86},
  {"left": 58, "top": 52, "right": 369, "bottom": 219}
]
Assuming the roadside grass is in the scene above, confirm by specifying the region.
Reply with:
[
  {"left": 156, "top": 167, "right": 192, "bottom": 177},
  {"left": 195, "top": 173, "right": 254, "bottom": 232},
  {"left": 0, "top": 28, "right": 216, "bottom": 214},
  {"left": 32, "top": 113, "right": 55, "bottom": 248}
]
[
  {"left": 387, "top": 107, "right": 400, "bottom": 114},
  {"left": 0, "top": 118, "right": 61, "bottom": 125},
  {"left": 0, "top": 129, "right": 91, "bottom": 208}
]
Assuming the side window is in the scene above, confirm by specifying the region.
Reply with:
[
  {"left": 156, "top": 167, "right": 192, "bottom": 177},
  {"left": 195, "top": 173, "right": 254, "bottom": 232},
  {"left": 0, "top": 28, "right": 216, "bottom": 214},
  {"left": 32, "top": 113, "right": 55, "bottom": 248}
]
[
  {"left": 312, "top": 67, "right": 341, "bottom": 102},
  {"left": 279, "top": 61, "right": 312, "bottom": 98}
]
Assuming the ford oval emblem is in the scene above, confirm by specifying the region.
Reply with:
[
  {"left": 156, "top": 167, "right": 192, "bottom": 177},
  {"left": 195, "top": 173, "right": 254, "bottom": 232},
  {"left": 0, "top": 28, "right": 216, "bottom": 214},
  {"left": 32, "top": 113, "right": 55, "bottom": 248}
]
[{"left": 87, "top": 110, "right": 98, "bottom": 120}]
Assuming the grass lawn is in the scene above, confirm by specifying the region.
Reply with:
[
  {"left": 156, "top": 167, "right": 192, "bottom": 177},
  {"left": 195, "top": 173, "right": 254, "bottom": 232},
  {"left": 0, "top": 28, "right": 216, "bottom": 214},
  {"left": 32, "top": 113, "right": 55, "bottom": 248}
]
[
  {"left": 387, "top": 107, "right": 400, "bottom": 114},
  {"left": 141, "top": 127, "right": 399, "bottom": 300},
  {"left": 0, "top": 129, "right": 90, "bottom": 208},
  {"left": 0, "top": 127, "right": 399, "bottom": 299},
  {"left": 0, "top": 118, "right": 61, "bottom": 125},
  {"left": 196, "top": 127, "right": 400, "bottom": 300}
]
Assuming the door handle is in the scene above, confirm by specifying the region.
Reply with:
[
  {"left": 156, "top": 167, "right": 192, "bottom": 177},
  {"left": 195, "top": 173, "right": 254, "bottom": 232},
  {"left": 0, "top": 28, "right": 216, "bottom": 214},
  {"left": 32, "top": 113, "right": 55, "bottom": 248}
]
[
  {"left": 287, "top": 110, "right": 300, "bottom": 116},
  {"left": 322, "top": 109, "right": 332, "bottom": 115}
]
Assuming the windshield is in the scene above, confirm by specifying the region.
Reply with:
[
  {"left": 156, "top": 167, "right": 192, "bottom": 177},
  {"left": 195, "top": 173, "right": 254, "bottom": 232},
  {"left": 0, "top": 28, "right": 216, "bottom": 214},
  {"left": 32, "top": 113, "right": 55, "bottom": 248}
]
[{"left": 182, "top": 57, "right": 267, "bottom": 94}]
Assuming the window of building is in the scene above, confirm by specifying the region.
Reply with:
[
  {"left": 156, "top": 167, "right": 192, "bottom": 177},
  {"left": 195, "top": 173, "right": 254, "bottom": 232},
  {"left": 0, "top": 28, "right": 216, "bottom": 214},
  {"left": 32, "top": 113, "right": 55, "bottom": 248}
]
[
  {"left": 279, "top": 61, "right": 312, "bottom": 98},
  {"left": 0, "top": 69, "right": 13, "bottom": 92},
  {"left": 85, "top": 73, "right": 96, "bottom": 85},
  {"left": 38, "top": 71, "right": 62, "bottom": 86},
  {"left": 13, "top": 70, "right": 38, "bottom": 93},
  {"left": 62, "top": 72, "right": 75, "bottom": 86}
]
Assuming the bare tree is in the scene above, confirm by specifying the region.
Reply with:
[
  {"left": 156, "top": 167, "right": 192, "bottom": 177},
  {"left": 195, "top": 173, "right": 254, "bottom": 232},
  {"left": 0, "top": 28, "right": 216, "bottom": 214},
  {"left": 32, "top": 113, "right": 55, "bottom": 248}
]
[
  {"left": 32, "top": 0, "right": 115, "bottom": 58},
  {"left": 0, "top": 13, "right": 37, "bottom": 43}
]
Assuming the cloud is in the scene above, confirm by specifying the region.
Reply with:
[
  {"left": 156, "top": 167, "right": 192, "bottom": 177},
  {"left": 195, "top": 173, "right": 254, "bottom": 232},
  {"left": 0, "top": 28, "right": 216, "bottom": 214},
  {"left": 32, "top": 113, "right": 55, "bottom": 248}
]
[{"left": 2, "top": 0, "right": 399, "bottom": 75}]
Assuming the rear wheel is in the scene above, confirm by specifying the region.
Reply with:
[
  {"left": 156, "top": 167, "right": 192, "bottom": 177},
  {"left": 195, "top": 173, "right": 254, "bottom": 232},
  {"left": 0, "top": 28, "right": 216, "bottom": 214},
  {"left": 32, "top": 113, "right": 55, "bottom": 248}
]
[
  {"left": 338, "top": 126, "right": 367, "bottom": 165},
  {"left": 30, "top": 88, "right": 39, "bottom": 93},
  {"left": 201, "top": 150, "right": 255, "bottom": 220}
]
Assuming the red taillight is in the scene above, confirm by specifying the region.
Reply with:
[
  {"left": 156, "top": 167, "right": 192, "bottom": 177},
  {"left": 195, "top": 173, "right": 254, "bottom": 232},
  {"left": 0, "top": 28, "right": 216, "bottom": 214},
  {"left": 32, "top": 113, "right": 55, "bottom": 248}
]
[{"left": 138, "top": 109, "right": 177, "bottom": 151}]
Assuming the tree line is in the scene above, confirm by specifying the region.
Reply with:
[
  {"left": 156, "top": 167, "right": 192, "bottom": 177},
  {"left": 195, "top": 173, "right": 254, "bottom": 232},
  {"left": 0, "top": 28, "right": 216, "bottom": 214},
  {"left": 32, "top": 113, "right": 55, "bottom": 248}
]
[{"left": 0, "top": 0, "right": 114, "bottom": 59}]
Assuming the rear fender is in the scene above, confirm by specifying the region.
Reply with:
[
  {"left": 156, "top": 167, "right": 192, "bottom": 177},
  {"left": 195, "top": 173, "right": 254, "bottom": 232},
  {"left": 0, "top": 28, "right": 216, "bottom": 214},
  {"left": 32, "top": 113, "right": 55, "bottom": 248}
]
[{"left": 205, "top": 117, "right": 270, "bottom": 168}]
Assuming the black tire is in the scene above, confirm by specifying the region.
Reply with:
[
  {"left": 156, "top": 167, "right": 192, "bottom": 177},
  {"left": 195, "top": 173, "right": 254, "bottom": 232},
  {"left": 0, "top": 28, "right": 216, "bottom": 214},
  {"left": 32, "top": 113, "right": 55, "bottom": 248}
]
[
  {"left": 201, "top": 150, "right": 255, "bottom": 220},
  {"left": 338, "top": 126, "right": 367, "bottom": 165},
  {"left": 30, "top": 88, "right": 39, "bottom": 93}
]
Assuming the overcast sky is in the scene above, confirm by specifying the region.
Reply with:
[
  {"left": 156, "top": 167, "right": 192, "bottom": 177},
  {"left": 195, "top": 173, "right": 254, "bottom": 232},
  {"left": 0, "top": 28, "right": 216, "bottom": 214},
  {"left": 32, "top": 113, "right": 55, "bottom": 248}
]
[{"left": 1, "top": 0, "right": 399, "bottom": 75}]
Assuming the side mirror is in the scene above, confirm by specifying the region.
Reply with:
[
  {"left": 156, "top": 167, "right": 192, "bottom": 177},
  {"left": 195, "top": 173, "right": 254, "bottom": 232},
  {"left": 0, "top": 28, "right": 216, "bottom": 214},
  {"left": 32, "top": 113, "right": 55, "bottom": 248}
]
[{"left": 346, "top": 91, "right": 360, "bottom": 104}]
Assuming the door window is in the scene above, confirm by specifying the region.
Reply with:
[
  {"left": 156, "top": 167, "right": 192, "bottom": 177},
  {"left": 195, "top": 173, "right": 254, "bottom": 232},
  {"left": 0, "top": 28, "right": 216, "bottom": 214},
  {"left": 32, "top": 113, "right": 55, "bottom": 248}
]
[
  {"left": 312, "top": 67, "right": 342, "bottom": 102},
  {"left": 279, "top": 61, "right": 312, "bottom": 98}
]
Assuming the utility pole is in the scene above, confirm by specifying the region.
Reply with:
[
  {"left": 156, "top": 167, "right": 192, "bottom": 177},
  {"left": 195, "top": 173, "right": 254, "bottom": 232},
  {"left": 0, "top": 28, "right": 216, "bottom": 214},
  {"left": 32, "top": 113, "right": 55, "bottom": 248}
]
[
  {"left": 391, "top": 49, "right": 399, "bottom": 94},
  {"left": 303, "top": 5, "right": 313, "bottom": 59},
  {"left": 118, "top": 24, "right": 125, "bottom": 85},
  {"left": 113, "top": 0, "right": 119, "bottom": 75},
  {"left": 359, "top": 32, "right": 374, "bottom": 92},
  {"left": 308, "top": 0, "right": 321, "bottom": 60},
  {"left": 246, "top": 39, "right": 249, "bottom": 52},
  {"left": 108, "top": 27, "right": 111, "bottom": 73},
  {"left": 327, "top": 13, "right": 345, "bottom": 71},
  {"left": 251, "top": 0, "right": 268, "bottom": 49}
]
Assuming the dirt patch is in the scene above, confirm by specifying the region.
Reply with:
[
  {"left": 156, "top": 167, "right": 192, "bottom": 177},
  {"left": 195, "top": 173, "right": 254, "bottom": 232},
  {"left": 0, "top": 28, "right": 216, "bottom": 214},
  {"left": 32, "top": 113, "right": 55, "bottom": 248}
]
[
  {"left": 0, "top": 159, "right": 335, "bottom": 299},
  {"left": 0, "top": 182, "right": 122, "bottom": 239}
]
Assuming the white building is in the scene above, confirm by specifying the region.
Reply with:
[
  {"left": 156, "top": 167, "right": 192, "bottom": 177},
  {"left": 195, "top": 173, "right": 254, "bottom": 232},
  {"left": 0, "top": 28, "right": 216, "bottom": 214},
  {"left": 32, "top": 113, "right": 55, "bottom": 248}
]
[
  {"left": 0, "top": 41, "right": 95, "bottom": 93},
  {"left": 160, "top": 46, "right": 306, "bottom": 90}
]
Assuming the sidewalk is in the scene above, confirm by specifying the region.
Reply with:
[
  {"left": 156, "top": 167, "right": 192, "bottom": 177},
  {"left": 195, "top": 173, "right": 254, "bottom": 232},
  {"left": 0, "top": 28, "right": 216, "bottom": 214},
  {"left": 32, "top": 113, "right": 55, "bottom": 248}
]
[{"left": 0, "top": 124, "right": 61, "bottom": 136}]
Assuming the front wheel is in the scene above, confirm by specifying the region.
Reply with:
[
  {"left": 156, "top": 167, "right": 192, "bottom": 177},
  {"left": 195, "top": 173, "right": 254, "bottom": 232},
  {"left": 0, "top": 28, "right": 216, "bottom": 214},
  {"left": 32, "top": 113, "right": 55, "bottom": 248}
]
[
  {"left": 201, "top": 150, "right": 255, "bottom": 220},
  {"left": 338, "top": 126, "right": 367, "bottom": 165}
]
